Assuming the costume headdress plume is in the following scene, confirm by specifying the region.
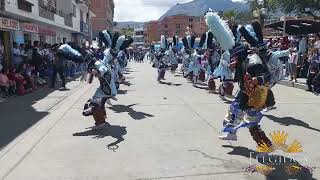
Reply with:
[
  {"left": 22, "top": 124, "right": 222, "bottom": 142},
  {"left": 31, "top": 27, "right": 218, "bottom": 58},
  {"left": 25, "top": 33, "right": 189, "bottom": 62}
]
[{"left": 205, "top": 11, "right": 235, "bottom": 51}]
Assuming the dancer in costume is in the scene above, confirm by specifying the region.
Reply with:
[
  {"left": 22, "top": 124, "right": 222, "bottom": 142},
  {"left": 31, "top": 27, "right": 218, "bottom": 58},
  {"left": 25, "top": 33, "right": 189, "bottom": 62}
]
[
  {"left": 183, "top": 35, "right": 201, "bottom": 86},
  {"left": 199, "top": 31, "right": 219, "bottom": 91},
  {"left": 233, "top": 22, "right": 291, "bottom": 112},
  {"left": 180, "top": 47, "right": 192, "bottom": 76},
  {"left": 156, "top": 35, "right": 171, "bottom": 82},
  {"left": 169, "top": 36, "right": 179, "bottom": 74},
  {"left": 205, "top": 11, "right": 272, "bottom": 147},
  {"left": 82, "top": 30, "right": 133, "bottom": 129},
  {"left": 213, "top": 49, "right": 235, "bottom": 98}
]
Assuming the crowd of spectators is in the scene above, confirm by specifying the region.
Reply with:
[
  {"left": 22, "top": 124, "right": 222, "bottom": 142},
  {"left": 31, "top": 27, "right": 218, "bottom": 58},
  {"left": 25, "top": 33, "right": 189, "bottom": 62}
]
[
  {"left": 266, "top": 33, "right": 320, "bottom": 93},
  {"left": 0, "top": 41, "right": 86, "bottom": 99}
]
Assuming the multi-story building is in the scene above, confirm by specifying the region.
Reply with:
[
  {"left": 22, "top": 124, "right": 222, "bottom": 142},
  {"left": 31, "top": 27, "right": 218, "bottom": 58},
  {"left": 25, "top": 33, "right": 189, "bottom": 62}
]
[
  {"left": 0, "top": 0, "right": 95, "bottom": 67},
  {"left": 132, "top": 28, "right": 144, "bottom": 48},
  {"left": 144, "top": 15, "right": 207, "bottom": 46},
  {"left": 90, "top": 0, "right": 114, "bottom": 38}
]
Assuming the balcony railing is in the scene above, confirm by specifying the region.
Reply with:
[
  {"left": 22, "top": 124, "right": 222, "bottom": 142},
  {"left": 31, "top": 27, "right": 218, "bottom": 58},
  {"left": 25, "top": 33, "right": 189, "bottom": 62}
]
[
  {"left": 39, "top": 0, "right": 56, "bottom": 13},
  {"left": 39, "top": 6, "right": 54, "bottom": 21}
]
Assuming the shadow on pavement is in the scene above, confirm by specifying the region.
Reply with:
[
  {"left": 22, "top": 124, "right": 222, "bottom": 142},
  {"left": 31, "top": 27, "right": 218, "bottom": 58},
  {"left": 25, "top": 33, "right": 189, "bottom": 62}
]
[
  {"left": 109, "top": 103, "right": 154, "bottom": 120},
  {"left": 264, "top": 115, "right": 320, "bottom": 132},
  {"left": 0, "top": 75, "right": 82, "bottom": 151},
  {"left": 222, "top": 145, "right": 316, "bottom": 180},
  {"left": 159, "top": 81, "right": 182, "bottom": 86},
  {"left": 73, "top": 123, "right": 127, "bottom": 150},
  {"left": 0, "top": 88, "right": 53, "bottom": 151},
  {"left": 195, "top": 85, "right": 209, "bottom": 91},
  {"left": 117, "top": 89, "right": 132, "bottom": 95},
  {"left": 121, "top": 80, "right": 133, "bottom": 87}
]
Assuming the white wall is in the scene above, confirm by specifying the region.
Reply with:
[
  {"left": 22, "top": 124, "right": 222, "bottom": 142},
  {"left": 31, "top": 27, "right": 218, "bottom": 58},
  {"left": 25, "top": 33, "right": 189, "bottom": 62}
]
[{"left": 5, "top": 0, "right": 81, "bottom": 32}]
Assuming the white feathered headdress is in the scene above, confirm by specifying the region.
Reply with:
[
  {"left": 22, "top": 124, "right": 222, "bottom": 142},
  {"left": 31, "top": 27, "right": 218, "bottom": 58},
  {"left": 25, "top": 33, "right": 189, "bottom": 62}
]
[
  {"left": 205, "top": 11, "right": 235, "bottom": 51},
  {"left": 116, "top": 35, "right": 126, "bottom": 50},
  {"left": 161, "top": 35, "right": 167, "bottom": 49}
]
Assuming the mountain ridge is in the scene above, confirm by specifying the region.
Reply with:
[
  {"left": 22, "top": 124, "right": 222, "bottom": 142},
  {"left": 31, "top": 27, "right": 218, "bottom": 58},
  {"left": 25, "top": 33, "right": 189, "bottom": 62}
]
[
  {"left": 159, "top": 0, "right": 249, "bottom": 20},
  {"left": 116, "top": 21, "right": 144, "bottom": 29}
]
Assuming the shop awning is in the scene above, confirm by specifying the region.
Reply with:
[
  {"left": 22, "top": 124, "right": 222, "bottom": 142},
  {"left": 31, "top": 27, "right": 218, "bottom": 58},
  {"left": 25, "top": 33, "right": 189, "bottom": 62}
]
[{"left": 265, "top": 19, "right": 320, "bottom": 35}]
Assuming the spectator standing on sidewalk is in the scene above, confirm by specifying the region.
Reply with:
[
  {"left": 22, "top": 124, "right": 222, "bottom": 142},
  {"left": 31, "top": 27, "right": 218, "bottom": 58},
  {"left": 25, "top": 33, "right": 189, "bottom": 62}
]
[
  {"left": 297, "top": 35, "right": 308, "bottom": 77},
  {"left": 289, "top": 43, "right": 299, "bottom": 82},
  {"left": 31, "top": 41, "right": 42, "bottom": 72},
  {"left": 0, "top": 38, "right": 4, "bottom": 66},
  {"left": 12, "top": 42, "right": 23, "bottom": 67},
  {"left": 50, "top": 48, "right": 66, "bottom": 89},
  {"left": 314, "top": 34, "right": 320, "bottom": 54},
  {"left": 307, "top": 49, "right": 320, "bottom": 92}
]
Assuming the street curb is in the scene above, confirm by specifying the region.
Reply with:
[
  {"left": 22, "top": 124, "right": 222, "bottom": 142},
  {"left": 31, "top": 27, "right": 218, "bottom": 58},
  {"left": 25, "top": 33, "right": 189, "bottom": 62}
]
[{"left": 278, "top": 80, "right": 308, "bottom": 91}]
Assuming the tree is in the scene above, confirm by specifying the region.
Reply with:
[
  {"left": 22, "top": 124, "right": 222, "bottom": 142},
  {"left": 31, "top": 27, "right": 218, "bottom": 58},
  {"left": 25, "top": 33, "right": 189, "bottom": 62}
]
[
  {"left": 271, "top": 0, "right": 320, "bottom": 20},
  {"left": 223, "top": 10, "right": 238, "bottom": 22},
  {"left": 246, "top": 0, "right": 278, "bottom": 26},
  {"left": 235, "top": 11, "right": 253, "bottom": 23},
  {"left": 121, "top": 28, "right": 134, "bottom": 37}
]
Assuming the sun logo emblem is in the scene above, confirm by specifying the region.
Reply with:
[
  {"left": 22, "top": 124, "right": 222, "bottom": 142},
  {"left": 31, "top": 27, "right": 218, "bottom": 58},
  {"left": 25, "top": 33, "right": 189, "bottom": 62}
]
[
  {"left": 257, "top": 131, "right": 303, "bottom": 153},
  {"left": 252, "top": 131, "right": 304, "bottom": 175}
]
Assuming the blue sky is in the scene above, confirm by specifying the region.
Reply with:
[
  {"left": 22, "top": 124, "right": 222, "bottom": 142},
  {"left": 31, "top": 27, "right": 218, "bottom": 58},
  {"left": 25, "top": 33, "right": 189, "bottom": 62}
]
[{"left": 114, "top": 0, "right": 193, "bottom": 22}]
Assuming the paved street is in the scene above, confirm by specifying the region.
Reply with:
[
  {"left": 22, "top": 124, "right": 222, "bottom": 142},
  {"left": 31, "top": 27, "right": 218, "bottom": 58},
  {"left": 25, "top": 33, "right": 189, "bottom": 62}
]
[{"left": 0, "top": 62, "right": 320, "bottom": 180}]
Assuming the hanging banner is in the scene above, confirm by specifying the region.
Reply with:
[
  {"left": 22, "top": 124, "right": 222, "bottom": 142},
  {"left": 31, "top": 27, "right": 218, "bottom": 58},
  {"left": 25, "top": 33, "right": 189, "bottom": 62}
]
[{"left": 0, "top": 17, "right": 19, "bottom": 30}]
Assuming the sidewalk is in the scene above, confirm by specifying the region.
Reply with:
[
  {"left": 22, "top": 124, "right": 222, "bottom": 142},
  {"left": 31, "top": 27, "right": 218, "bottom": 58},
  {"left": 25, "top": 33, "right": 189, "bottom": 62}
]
[
  {"left": 278, "top": 77, "right": 308, "bottom": 91},
  {"left": 0, "top": 77, "right": 90, "bottom": 179}
]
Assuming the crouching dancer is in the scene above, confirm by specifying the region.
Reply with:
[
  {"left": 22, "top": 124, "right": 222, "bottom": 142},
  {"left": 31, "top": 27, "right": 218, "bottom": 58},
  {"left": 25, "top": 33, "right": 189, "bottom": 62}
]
[{"left": 82, "top": 30, "right": 133, "bottom": 129}]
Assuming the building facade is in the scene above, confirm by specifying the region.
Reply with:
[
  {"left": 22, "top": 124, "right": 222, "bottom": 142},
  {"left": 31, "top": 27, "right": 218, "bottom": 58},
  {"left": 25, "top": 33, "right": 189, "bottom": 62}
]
[
  {"left": 90, "top": 0, "right": 114, "bottom": 38},
  {"left": 144, "top": 21, "right": 158, "bottom": 46},
  {"left": 144, "top": 15, "right": 207, "bottom": 46},
  {"left": 0, "top": 0, "right": 95, "bottom": 67},
  {"left": 132, "top": 27, "right": 144, "bottom": 48}
]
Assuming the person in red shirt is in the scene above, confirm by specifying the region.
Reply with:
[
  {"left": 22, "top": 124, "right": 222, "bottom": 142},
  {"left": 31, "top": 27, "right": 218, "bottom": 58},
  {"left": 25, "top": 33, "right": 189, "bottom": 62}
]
[{"left": 0, "top": 66, "right": 16, "bottom": 96}]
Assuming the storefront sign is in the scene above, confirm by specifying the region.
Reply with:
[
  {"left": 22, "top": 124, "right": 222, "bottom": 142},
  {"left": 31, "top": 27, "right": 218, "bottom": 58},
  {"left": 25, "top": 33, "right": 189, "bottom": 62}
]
[
  {"left": 20, "top": 22, "right": 56, "bottom": 36},
  {"left": 0, "top": 17, "right": 19, "bottom": 30},
  {"left": 20, "top": 23, "right": 38, "bottom": 33},
  {"left": 38, "top": 26, "right": 56, "bottom": 36}
]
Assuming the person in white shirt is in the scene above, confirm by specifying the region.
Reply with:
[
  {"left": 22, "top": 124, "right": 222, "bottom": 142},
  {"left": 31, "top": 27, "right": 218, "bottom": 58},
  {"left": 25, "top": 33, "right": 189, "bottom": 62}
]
[
  {"left": 313, "top": 34, "right": 320, "bottom": 54},
  {"left": 12, "top": 42, "right": 23, "bottom": 67},
  {"left": 289, "top": 43, "right": 299, "bottom": 82}
]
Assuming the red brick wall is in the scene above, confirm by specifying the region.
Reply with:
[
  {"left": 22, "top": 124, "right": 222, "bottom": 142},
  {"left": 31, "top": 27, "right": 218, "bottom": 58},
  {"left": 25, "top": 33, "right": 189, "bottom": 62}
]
[
  {"left": 144, "top": 15, "right": 208, "bottom": 45},
  {"left": 91, "top": 0, "right": 114, "bottom": 37}
]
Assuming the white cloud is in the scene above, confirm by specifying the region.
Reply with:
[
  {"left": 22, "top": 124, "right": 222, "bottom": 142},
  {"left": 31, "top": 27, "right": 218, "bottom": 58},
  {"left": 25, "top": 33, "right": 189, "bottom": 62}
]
[{"left": 114, "top": 0, "right": 193, "bottom": 22}]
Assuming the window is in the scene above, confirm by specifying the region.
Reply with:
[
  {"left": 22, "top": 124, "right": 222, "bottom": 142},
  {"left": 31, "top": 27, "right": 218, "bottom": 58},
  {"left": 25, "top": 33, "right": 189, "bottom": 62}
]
[
  {"left": 18, "top": 0, "right": 33, "bottom": 12},
  {"left": 189, "top": 24, "right": 193, "bottom": 29},
  {"left": 164, "top": 24, "right": 168, "bottom": 28},
  {"left": 80, "top": 10, "right": 83, "bottom": 21},
  {"left": 72, "top": 4, "right": 76, "bottom": 17},
  {"left": 176, "top": 24, "right": 180, "bottom": 29},
  {"left": 189, "top": 19, "right": 193, "bottom": 23}
]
